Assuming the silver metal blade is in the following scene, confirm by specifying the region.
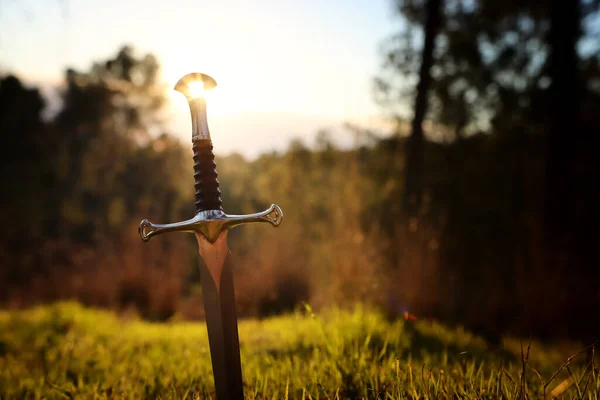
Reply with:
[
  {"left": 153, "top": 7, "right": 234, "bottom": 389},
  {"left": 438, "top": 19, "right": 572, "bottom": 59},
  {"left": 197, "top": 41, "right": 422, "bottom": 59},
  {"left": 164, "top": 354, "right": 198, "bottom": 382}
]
[{"left": 196, "top": 231, "right": 244, "bottom": 400}]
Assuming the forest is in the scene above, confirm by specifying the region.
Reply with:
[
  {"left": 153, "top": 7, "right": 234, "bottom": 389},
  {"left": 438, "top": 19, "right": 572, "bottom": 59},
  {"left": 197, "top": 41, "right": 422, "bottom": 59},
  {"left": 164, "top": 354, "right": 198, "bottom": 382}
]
[{"left": 1, "top": 0, "right": 599, "bottom": 346}]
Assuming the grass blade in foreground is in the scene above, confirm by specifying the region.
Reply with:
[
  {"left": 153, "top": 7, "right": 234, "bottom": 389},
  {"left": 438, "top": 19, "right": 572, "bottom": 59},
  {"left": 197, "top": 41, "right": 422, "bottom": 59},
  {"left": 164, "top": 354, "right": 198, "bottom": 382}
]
[{"left": 0, "top": 303, "right": 597, "bottom": 399}]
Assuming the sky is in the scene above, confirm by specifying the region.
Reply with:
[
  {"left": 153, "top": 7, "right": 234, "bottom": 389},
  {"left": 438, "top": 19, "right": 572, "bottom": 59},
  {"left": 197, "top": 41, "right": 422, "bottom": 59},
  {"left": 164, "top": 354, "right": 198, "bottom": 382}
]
[{"left": 1, "top": 0, "right": 400, "bottom": 158}]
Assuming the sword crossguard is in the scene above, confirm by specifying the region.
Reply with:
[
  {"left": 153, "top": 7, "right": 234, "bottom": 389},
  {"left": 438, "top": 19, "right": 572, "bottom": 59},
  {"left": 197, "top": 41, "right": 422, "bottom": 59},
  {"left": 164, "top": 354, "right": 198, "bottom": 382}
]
[
  {"left": 139, "top": 72, "right": 283, "bottom": 244},
  {"left": 139, "top": 204, "right": 283, "bottom": 243}
]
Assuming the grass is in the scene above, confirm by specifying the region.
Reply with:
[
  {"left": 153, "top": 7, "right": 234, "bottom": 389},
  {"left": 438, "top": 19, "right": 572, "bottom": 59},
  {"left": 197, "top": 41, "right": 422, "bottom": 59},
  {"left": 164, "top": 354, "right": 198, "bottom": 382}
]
[{"left": 0, "top": 302, "right": 597, "bottom": 399}]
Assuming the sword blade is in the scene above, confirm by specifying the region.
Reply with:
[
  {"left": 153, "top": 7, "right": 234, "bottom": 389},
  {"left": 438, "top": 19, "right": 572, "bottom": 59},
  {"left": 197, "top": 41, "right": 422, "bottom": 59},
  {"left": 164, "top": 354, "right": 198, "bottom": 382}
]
[{"left": 195, "top": 231, "right": 244, "bottom": 400}]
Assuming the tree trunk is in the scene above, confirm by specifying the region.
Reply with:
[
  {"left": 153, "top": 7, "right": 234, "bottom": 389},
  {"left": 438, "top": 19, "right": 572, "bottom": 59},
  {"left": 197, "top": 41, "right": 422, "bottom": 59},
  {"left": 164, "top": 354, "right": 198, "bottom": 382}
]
[
  {"left": 545, "top": 0, "right": 580, "bottom": 249},
  {"left": 404, "top": 0, "right": 443, "bottom": 214},
  {"left": 545, "top": 0, "right": 581, "bottom": 339}
]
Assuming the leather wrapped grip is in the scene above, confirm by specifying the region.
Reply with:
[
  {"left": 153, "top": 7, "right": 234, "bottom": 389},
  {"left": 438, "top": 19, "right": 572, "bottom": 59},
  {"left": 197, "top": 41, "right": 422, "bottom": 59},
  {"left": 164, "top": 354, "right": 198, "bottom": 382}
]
[{"left": 193, "top": 139, "right": 223, "bottom": 212}]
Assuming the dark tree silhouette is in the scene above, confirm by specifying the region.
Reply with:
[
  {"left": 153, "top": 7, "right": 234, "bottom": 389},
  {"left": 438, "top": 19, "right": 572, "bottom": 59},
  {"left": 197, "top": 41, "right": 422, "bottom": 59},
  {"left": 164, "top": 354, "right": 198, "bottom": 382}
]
[
  {"left": 404, "top": 0, "right": 443, "bottom": 213},
  {"left": 545, "top": 0, "right": 580, "bottom": 250},
  {"left": 375, "top": 0, "right": 600, "bottom": 339}
]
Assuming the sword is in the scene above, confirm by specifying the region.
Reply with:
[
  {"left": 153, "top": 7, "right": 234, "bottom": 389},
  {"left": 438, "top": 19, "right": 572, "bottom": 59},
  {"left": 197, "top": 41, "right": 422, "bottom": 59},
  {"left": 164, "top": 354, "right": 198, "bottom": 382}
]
[{"left": 138, "top": 72, "right": 283, "bottom": 399}]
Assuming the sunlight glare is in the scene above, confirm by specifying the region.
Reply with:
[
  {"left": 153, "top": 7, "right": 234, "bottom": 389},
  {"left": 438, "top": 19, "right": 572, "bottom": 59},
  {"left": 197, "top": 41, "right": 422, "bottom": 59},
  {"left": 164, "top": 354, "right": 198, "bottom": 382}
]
[{"left": 187, "top": 81, "right": 206, "bottom": 99}]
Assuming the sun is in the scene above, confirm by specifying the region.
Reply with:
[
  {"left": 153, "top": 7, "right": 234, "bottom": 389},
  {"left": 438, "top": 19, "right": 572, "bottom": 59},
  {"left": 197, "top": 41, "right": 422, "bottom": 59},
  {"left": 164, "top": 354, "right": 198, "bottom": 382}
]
[
  {"left": 187, "top": 81, "right": 206, "bottom": 99},
  {"left": 165, "top": 72, "right": 222, "bottom": 116}
]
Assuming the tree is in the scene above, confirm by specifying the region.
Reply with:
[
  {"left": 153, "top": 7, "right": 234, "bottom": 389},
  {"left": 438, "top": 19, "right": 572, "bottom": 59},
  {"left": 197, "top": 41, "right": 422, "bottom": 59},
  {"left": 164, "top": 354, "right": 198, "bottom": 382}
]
[
  {"left": 545, "top": 0, "right": 580, "bottom": 249},
  {"left": 374, "top": 0, "right": 600, "bottom": 338},
  {"left": 53, "top": 45, "right": 170, "bottom": 241},
  {"left": 0, "top": 75, "right": 49, "bottom": 238},
  {"left": 0, "top": 46, "right": 196, "bottom": 319},
  {"left": 0, "top": 74, "right": 53, "bottom": 289},
  {"left": 404, "top": 0, "right": 443, "bottom": 213}
]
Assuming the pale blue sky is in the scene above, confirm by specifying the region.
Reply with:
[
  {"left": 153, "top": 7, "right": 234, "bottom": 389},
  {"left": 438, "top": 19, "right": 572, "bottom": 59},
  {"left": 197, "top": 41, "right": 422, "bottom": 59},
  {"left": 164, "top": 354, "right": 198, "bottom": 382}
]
[{"left": 1, "top": 0, "right": 400, "bottom": 157}]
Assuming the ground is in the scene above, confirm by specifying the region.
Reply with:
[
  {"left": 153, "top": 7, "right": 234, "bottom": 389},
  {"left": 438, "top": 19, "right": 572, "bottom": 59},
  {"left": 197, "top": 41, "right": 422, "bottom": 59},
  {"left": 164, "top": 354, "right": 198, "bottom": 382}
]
[{"left": 0, "top": 302, "right": 597, "bottom": 399}]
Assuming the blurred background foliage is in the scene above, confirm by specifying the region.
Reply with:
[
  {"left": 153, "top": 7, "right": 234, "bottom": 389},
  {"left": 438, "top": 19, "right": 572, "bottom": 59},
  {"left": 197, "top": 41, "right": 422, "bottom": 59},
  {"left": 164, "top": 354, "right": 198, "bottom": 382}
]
[{"left": 1, "top": 0, "right": 599, "bottom": 344}]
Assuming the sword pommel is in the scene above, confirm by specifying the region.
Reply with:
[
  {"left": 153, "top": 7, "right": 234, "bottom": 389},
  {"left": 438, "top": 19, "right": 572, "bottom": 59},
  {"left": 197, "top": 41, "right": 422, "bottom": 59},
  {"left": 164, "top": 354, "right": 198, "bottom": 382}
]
[{"left": 174, "top": 73, "right": 217, "bottom": 100}]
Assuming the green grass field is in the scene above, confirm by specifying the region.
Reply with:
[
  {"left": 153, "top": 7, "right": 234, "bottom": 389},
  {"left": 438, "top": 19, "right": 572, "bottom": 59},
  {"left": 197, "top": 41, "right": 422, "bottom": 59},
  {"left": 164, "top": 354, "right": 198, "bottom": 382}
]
[{"left": 0, "top": 302, "right": 597, "bottom": 399}]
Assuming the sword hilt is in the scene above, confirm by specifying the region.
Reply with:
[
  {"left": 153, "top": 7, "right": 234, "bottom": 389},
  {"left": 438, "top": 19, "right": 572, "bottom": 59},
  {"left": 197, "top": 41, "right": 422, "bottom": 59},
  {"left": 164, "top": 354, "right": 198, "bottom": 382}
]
[
  {"left": 175, "top": 73, "right": 223, "bottom": 213},
  {"left": 193, "top": 139, "right": 223, "bottom": 212},
  {"left": 139, "top": 72, "right": 283, "bottom": 243},
  {"left": 139, "top": 204, "right": 283, "bottom": 243}
]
